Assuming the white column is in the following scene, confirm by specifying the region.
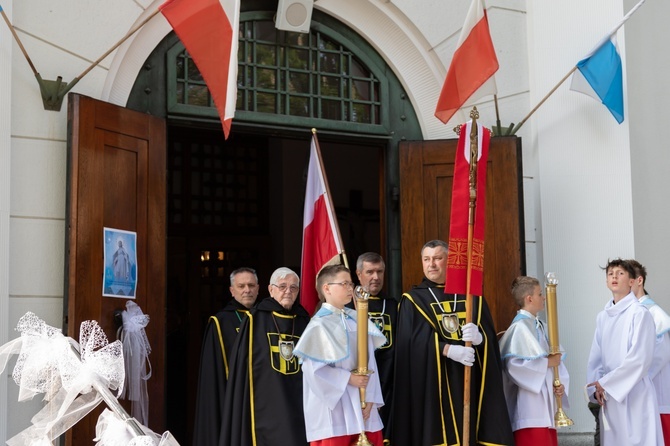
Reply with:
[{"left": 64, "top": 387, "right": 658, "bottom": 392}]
[{"left": 0, "top": 1, "right": 13, "bottom": 443}]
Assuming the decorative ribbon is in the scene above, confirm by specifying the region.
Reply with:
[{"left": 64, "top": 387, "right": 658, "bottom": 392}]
[
  {"left": 1, "top": 312, "right": 124, "bottom": 446},
  {"left": 94, "top": 409, "right": 180, "bottom": 446},
  {"left": 118, "top": 300, "right": 152, "bottom": 425}
]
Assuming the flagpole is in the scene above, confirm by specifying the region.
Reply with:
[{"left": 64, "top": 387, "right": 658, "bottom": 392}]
[
  {"left": 73, "top": 9, "right": 162, "bottom": 84},
  {"left": 493, "top": 94, "right": 501, "bottom": 135},
  {"left": 0, "top": 7, "right": 39, "bottom": 76},
  {"left": 311, "top": 128, "right": 349, "bottom": 269},
  {"left": 511, "top": 0, "right": 646, "bottom": 135},
  {"left": 510, "top": 67, "right": 576, "bottom": 135},
  {"left": 461, "top": 108, "right": 480, "bottom": 446}
]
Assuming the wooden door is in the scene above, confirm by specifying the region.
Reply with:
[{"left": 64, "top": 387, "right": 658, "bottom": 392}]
[
  {"left": 399, "top": 136, "right": 524, "bottom": 332},
  {"left": 64, "top": 94, "right": 166, "bottom": 444}
]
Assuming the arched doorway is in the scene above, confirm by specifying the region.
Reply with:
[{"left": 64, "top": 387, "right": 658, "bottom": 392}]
[{"left": 126, "top": 7, "right": 421, "bottom": 442}]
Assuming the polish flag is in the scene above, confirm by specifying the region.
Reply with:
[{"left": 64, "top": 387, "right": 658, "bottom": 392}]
[
  {"left": 160, "top": 0, "right": 239, "bottom": 138},
  {"left": 300, "top": 134, "right": 344, "bottom": 315},
  {"left": 435, "top": 0, "right": 498, "bottom": 125}
]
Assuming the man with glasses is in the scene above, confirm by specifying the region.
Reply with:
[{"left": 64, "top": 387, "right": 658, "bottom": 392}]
[
  {"left": 193, "top": 266, "right": 259, "bottom": 446},
  {"left": 220, "top": 267, "right": 310, "bottom": 446}
]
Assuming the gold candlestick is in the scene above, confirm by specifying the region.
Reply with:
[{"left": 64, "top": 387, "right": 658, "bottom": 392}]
[
  {"left": 545, "top": 272, "right": 573, "bottom": 427},
  {"left": 352, "top": 285, "right": 373, "bottom": 446}
]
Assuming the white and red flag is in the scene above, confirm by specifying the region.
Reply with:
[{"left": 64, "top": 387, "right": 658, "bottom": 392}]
[
  {"left": 444, "top": 121, "right": 490, "bottom": 296},
  {"left": 435, "top": 0, "right": 498, "bottom": 125},
  {"left": 300, "top": 134, "right": 344, "bottom": 315},
  {"left": 160, "top": 0, "right": 239, "bottom": 138}
]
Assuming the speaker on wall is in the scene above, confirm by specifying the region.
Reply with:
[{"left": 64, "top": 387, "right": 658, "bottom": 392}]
[{"left": 275, "top": 0, "right": 314, "bottom": 33}]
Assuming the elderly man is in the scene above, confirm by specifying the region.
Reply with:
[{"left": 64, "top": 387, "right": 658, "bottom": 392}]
[
  {"left": 193, "top": 267, "right": 260, "bottom": 446},
  {"left": 391, "top": 240, "right": 513, "bottom": 446},
  {"left": 351, "top": 252, "right": 396, "bottom": 445},
  {"left": 220, "top": 267, "right": 310, "bottom": 446}
]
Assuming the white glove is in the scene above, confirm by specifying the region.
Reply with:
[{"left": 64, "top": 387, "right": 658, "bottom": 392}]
[
  {"left": 446, "top": 345, "right": 475, "bottom": 366},
  {"left": 461, "top": 322, "right": 483, "bottom": 346}
]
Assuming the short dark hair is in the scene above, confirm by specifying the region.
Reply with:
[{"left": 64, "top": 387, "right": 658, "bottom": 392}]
[
  {"left": 421, "top": 240, "right": 448, "bottom": 256},
  {"left": 230, "top": 267, "right": 258, "bottom": 286},
  {"left": 602, "top": 258, "right": 636, "bottom": 278},
  {"left": 511, "top": 276, "right": 540, "bottom": 308},
  {"left": 627, "top": 259, "right": 647, "bottom": 283},
  {"left": 356, "top": 252, "right": 384, "bottom": 271},
  {"left": 316, "top": 264, "right": 351, "bottom": 301}
]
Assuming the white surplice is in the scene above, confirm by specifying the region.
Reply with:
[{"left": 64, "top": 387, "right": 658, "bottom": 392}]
[
  {"left": 587, "top": 292, "right": 664, "bottom": 445},
  {"left": 640, "top": 295, "right": 670, "bottom": 415},
  {"left": 500, "top": 310, "right": 570, "bottom": 432},
  {"left": 295, "top": 304, "right": 385, "bottom": 442}
]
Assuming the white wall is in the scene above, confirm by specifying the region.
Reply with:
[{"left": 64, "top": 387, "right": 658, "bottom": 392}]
[
  {"left": 527, "top": 0, "right": 636, "bottom": 433},
  {"left": 1, "top": 2, "right": 13, "bottom": 442},
  {"left": 625, "top": 0, "right": 670, "bottom": 308}
]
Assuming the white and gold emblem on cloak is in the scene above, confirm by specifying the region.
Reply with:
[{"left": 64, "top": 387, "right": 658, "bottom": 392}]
[
  {"left": 441, "top": 313, "right": 460, "bottom": 334},
  {"left": 279, "top": 339, "right": 295, "bottom": 361}
]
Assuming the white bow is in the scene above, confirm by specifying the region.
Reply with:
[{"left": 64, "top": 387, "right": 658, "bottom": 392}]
[{"left": 3, "top": 313, "right": 124, "bottom": 446}]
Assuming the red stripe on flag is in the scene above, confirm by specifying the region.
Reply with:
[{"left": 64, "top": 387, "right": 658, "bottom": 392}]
[
  {"left": 300, "top": 134, "right": 343, "bottom": 315},
  {"left": 445, "top": 122, "right": 490, "bottom": 296},
  {"left": 435, "top": 8, "right": 498, "bottom": 124},
  {"left": 160, "top": 0, "right": 238, "bottom": 138},
  {"left": 301, "top": 195, "right": 339, "bottom": 315}
]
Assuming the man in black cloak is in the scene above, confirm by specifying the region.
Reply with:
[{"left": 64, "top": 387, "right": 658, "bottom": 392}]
[
  {"left": 351, "top": 252, "right": 397, "bottom": 445},
  {"left": 219, "top": 267, "right": 310, "bottom": 446},
  {"left": 192, "top": 267, "right": 259, "bottom": 446},
  {"left": 391, "top": 240, "right": 514, "bottom": 446}
]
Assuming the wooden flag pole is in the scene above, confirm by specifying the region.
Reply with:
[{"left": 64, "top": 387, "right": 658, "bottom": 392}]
[
  {"left": 510, "top": 67, "right": 576, "bottom": 135},
  {"left": 0, "top": 6, "right": 161, "bottom": 110},
  {"left": 0, "top": 8, "right": 38, "bottom": 75},
  {"left": 462, "top": 107, "right": 480, "bottom": 446},
  {"left": 311, "top": 129, "right": 349, "bottom": 269}
]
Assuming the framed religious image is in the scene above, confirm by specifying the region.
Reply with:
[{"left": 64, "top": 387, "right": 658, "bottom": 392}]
[{"left": 103, "top": 227, "right": 138, "bottom": 298}]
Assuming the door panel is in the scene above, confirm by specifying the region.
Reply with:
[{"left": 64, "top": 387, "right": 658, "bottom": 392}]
[
  {"left": 65, "top": 93, "right": 166, "bottom": 444},
  {"left": 399, "top": 136, "right": 524, "bottom": 332}
]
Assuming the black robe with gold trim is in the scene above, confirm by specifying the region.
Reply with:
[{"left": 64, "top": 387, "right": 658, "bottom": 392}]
[
  {"left": 219, "top": 297, "right": 310, "bottom": 446},
  {"left": 391, "top": 278, "right": 514, "bottom": 446},
  {"left": 192, "top": 299, "right": 250, "bottom": 446}
]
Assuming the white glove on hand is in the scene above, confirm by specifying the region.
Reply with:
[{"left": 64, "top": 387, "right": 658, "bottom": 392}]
[
  {"left": 461, "top": 322, "right": 483, "bottom": 346},
  {"left": 446, "top": 345, "right": 475, "bottom": 366}
]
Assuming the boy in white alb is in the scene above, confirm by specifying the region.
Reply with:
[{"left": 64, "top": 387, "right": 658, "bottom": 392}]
[
  {"left": 499, "top": 276, "right": 569, "bottom": 446},
  {"left": 629, "top": 259, "right": 670, "bottom": 445},
  {"left": 587, "top": 258, "right": 664, "bottom": 446},
  {"left": 294, "top": 264, "right": 387, "bottom": 446}
]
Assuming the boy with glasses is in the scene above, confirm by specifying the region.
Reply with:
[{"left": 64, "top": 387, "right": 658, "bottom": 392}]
[{"left": 295, "top": 264, "right": 387, "bottom": 446}]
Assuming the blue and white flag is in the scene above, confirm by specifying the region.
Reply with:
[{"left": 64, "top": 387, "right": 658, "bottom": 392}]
[
  {"left": 570, "top": 36, "right": 624, "bottom": 123},
  {"left": 568, "top": 0, "right": 647, "bottom": 124}
]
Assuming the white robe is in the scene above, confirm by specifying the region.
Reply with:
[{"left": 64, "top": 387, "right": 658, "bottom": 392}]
[
  {"left": 640, "top": 296, "right": 670, "bottom": 414},
  {"left": 500, "top": 310, "right": 570, "bottom": 431},
  {"left": 296, "top": 305, "right": 384, "bottom": 442},
  {"left": 587, "top": 292, "right": 664, "bottom": 446}
]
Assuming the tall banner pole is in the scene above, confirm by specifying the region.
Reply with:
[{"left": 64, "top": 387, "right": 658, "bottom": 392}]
[
  {"left": 461, "top": 107, "right": 479, "bottom": 446},
  {"left": 311, "top": 129, "right": 349, "bottom": 269}
]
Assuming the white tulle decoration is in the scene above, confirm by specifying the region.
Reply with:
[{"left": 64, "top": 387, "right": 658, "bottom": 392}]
[
  {"left": 95, "top": 409, "right": 181, "bottom": 446},
  {"left": 3, "top": 313, "right": 125, "bottom": 445},
  {"left": 119, "top": 300, "right": 152, "bottom": 425},
  {"left": 1, "top": 312, "right": 181, "bottom": 446}
]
